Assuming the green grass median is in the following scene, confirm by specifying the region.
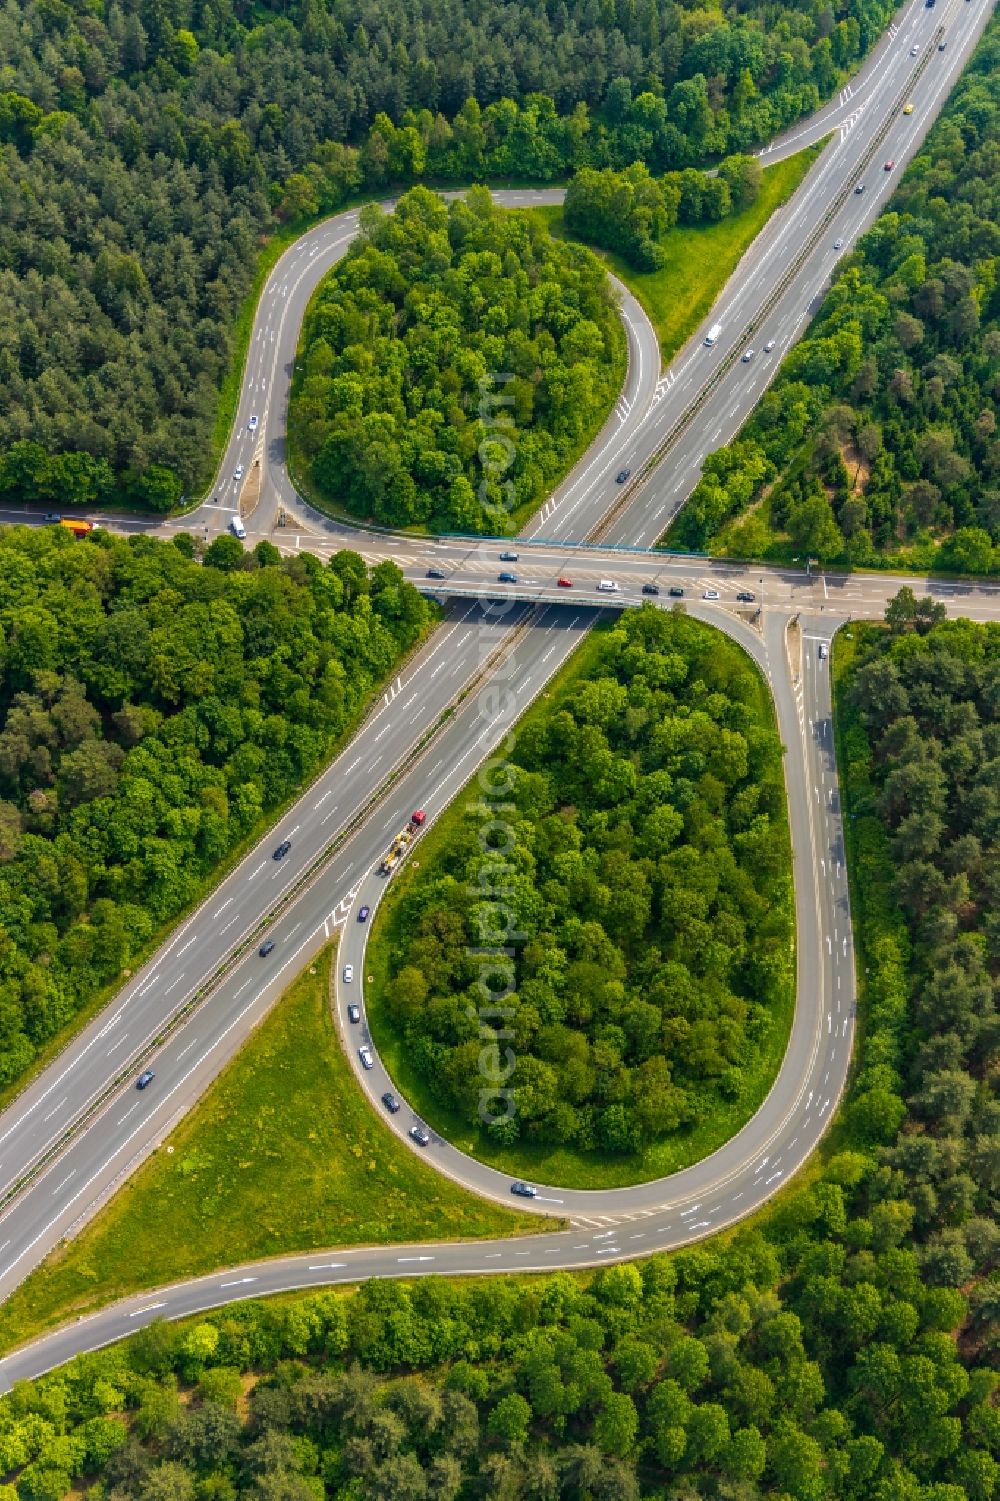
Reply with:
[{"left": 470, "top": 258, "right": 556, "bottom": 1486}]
[
  {"left": 529, "top": 145, "right": 819, "bottom": 367},
  {"left": 0, "top": 948, "right": 538, "bottom": 1356}
]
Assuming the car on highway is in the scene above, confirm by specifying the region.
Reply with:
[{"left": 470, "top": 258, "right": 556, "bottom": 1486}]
[
  {"left": 43, "top": 512, "right": 62, "bottom": 523},
  {"left": 357, "top": 905, "right": 370, "bottom": 922},
  {"left": 834, "top": 238, "right": 844, "bottom": 250},
  {"left": 818, "top": 642, "right": 829, "bottom": 660},
  {"left": 273, "top": 839, "right": 291, "bottom": 860},
  {"left": 703, "top": 588, "right": 721, "bottom": 600},
  {"left": 511, "top": 1181, "right": 537, "bottom": 1198},
  {"left": 737, "top": 590, "right": 756, "bottom": 602},
  {"left": 136, "top": 1070, "right": 155, "bottom": 1090},
  {"left": 233, "top": 464, "right": 244, "bottom": 481},
  {"left": 557, "top": 577, "right": 573, "bottom": 588},
  {"left": 741, "top": 348, "right": 754, "bottom": 362},
  {"left": 597, "top": 580, "right": 620, "bottom": 593},
  {"left": 615, "top": 468, "right": 631, "bottom": 483},
  {"left": 248, "top": 414, "right": 259, "bottom": 432},
  {"left": 668, "top": 586, "right": 685, "bottom": 597},
  {"left": 641, "top": 582, "right": 659, "bottom": 595},
  {"left": 499, "top": 551, "right": 518, "bottom": 562},
  {"left": 259, "top": 938, "right": 275, "bottom": 957},
  {"left": 359, "top": 1046, "right": 374, "bottom": 1070},
  {"left": 911, "top": 42, "right": 920, "bottom": 53},
  {"left": 884, "top": 159, "right": 895, "bottom": 171},
  {"left": 427, "top": 567, "right": 447, "bottom": 579},
  {"left": 764, "top": 339, "right": 776, "bottom": 352},
  {"left": 938, "top": 39, "right": 946, "bottom": 49},
  {"left": 347, "top": 1003, "right": 361, "bottom": 1024},
  {"left": 903, "top": 102, "right": 914, "bottom": 114},
  {"left": 854, "top": 182, "right": 865, "bottom": 194},
  {"left": 382, "top": 1091, "right": 401, "bottom": 1113},
  {"left": 497, "top": 571, "right": 518, "bottom": 583},
  {"left": 409, "top": 1125, "right": 430, "bottom": 1146},
  {"left": 343, "top": 964, "right": 354, "bottom": 983}
]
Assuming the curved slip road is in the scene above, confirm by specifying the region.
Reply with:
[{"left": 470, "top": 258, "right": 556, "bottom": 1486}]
[{"left": 0, "top": 0, "right": 996, "bottom": 1385}]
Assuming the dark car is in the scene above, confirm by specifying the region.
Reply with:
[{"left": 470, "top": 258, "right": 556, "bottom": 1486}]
[
  {"left": 641, "top": 583, "right": 659, "bottom": 596},
  {"left": 499, "top": 551, "right": 519, "bottom": 562},
  {"left": 357, "top": 904, "right": 370, "bottom": 922},
  {"left": 736, "top": 590, "right": 756, "bottom": 603},
  {"left": 347, "top": 1003, "right": 361, "bottom": 1024},
  {"left": 273, "top": 839, "right": 291, "bottom": 860},
  {"left": 668, "top": 586, "right": 685, "bottom": 597},
  {"left": 136, "top": 1070, "right": 155, "bottom": 1090},
  {"left": 382, "top": 1091, "right": 401, "bottom": 1113},
  {"left": 427, "top": 567, "right": 447, "bottom": 579},
  {"left": 854, "top": 183, "right": 865, "bottom": 194},
  {"left": 937, "top": 39, "right": 946, "bottom": 48},
  {"left": 259, "top": 938, "right": 275, "bottom": 957},
  {"left": 409, "top": 1125, "right": 431, "bottom": 1146},
  {"left": 511, "top": 1181, "right": 537, "bottom": 1198},
  {"left": 615, "top": 468, "right": 631, "bottom": 484},
  {"left": 497, "top": 571, "right": 518, "bottom": 583},
  {"left": 43, "top": 512, "right": 62, "bottom": 523}
]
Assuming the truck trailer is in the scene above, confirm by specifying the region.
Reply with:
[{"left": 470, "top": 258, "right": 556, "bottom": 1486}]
[{"left": 378, "top": 809, "right": 426, "bottom": 877}]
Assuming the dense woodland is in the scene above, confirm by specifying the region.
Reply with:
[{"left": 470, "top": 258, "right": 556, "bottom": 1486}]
[
  {"left": 380, "top": 608, "right": 793, "bottom": 1157},
  {"left": 0, "top": 526, "right": 429, "bottom": 1090},
  {"left": 673, "top": 18, "right": 1000, "bottom": 571},
  {"left": 292, "top": 188, "right": 623, "bottom": 532},
  {"left": 0, "top": 0, "right": 895, "bottom": 510},
  {"left": 0, "top": 599, "right": 996, "bottom": 1499}
]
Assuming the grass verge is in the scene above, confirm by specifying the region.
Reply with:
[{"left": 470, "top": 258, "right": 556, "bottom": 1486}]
[
  {"left": 528, "top": 146, "right": 819, "bottom": 369},
  {"left": 0, "top": 947, "right": 538, "bottom": 1355},
  {"left": 364, "top": 614, "right": 796, "bottom": 1190}
]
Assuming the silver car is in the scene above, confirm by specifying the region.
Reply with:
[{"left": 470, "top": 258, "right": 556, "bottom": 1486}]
[{"left": 359, "top": 1047, "right": 374, "bottom": 1070}]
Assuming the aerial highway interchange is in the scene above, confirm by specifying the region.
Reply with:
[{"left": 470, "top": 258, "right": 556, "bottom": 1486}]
[{"left": 0, "top": 0, "right": 996, "bottom": 1389}]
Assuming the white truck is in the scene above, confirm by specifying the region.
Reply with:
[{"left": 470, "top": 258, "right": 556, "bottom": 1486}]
[
  {"left": 704, "top": 323, "right": 722, "bottom": 346},
  {"left": 229, "top": 516, "right": 246, "bottom": 540}
]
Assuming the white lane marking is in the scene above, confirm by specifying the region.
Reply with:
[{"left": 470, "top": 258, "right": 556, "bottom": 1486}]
[
  {"left": 397, "top": 1255, "right": 435, "bottom": 1263},
  {"left": 220, "top": 1277, "right": 257, "bottom": 1287},
  {"left": 248, "top": 862, "right": 266, "bottom": 879},
  {"left": 51, "top": 1170, "right": 76, "bottom": 1195},
  {"left": 211, "top": 899, "right": 233, "bottom": 919},
  {"left": 176, "top": 937, "right": 196, "bottom": 958},
  {"left": 164, "top": 973, "right": 185, "bottom": 995},
  {"left": 176, "top": 1038, "right": 198, "bottom": 1061},
  {"left": 106, "top": 1035, "right": 129, "bottom": 1056},
  {"left": 308, "top": 1262, "right": 347, "bottom": 1271},
  {"left": 42, "top": 1099, "right": 67, "bottom": 1123},
  {"left": 117, "top": 1101, "right": 140, "bottom": 1126},
  {"left": 128, "top": 1303, "right": 167, "bottom": 1318}
]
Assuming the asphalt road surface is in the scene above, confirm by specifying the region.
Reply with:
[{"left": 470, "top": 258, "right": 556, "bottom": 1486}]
[{"left": 0, "top": 0, "right": 996, "bottom": 1387}]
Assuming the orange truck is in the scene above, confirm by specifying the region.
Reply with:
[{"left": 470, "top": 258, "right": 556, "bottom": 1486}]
[
  {"left": 58, "top": 517, "right": 100, "bottom": 537},
  {"left": 378, "top": 810, "right": 427, "bottom": 877}
]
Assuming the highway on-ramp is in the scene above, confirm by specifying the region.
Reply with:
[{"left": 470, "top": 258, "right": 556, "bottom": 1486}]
[{"left": 0, "top": 0, "right": 995, "bottom": 1387}]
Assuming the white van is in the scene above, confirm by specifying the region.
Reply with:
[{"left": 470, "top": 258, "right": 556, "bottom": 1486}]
[
  {"left": 705, "top": 323, "right": 722, "bottom": 346},
  {"left": 229, "top": 516, "right": 246, "bottom": 540},
  {"left": 597, "top": 580, "right": 620, "bottom": 593}
]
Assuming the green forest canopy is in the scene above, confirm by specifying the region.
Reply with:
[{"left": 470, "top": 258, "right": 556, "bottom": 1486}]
[
  {"left": 0, "top": 596, "right": 996, "bottom": 1501},
  {"left": 291, "top": 187, "right": 624, "bottom": 532},
  {"left": 377, "top": 607, "right": 793, "bottom": 1164},
  {"left": 670, "top": 16, "right": 1000, "bottom": 574},
  {"left": 0, "top": 0, "right": 895, "bottom": 511},
  {"left": 0, "top": 526, "right": 430, "bottom": 1091}
]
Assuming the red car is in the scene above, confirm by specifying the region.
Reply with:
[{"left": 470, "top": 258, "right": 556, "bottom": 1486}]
[
  {"left": 557, "top": 577, "right": 573, "bottom": 588},
  {"left": 884, "top": 159, "right": 894, "bottom": 171}
]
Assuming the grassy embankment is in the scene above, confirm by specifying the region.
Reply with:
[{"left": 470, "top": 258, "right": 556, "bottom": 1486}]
[
  {"left": 0, "top": 947, "right": 538, "bottom": 1354},
  {"left": 364, "top": 614, "right": 796, "bottom": 1191},
  {"left": 530, "top": 145, "right": 817, "bottom": 366}
]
